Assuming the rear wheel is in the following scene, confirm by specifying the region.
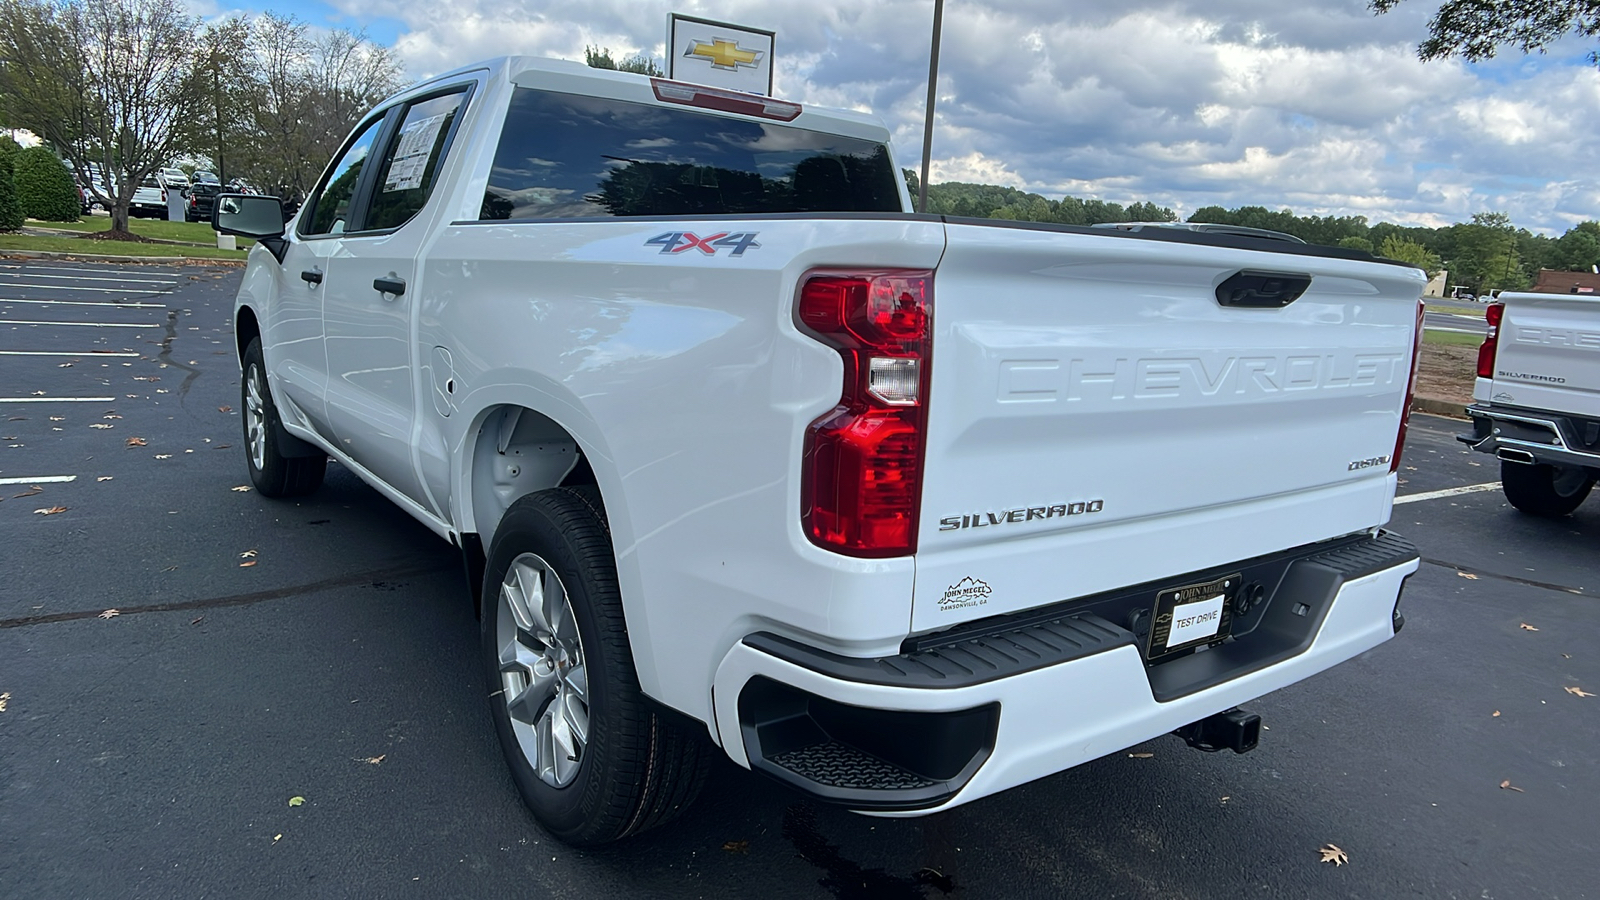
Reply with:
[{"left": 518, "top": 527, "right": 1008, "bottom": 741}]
[
  {"left": 1500, "top": 460, "right": 1594, "bottom": 518},
  {"left": 482, "top": 487, "right": 709, "bottom": 846},
  {"left": 241, "top": 337, "right": 325, "bottom": 497}
]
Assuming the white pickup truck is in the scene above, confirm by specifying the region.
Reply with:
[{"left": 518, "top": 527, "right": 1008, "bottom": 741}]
[
  {"left": 1461, "top": 292, "right": 1599, "bottom": 515},
  {"left": 214, "top": 56, "right": 1425, "bottom": 846}
]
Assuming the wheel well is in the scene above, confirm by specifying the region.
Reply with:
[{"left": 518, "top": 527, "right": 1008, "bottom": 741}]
[
  {"left": 467, "top": 404, "right": 598, "bottom": 549},
  {"left": 463, "top": 405, "right": 599, "bottom": 615},
  {"left": 235, "top": 306, "right": 260, "bottom": 365}
]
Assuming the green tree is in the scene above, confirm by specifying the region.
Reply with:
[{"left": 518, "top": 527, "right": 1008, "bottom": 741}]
[
  {"left": 13, "top": 145, "right": 80, "bottom": 221},
  {"left": 1338, "top": 236, "right": 1376, "bottom": 253},
  {"left": 1447, "top": 212, "right": 1526, "bottom": 293},
  {"left": 0, "top": 137, "right": 23, "bottom": 231},
  {"left": 1378, "top": 235, "right": 1444, "bottom": 279},
  {"left": 0, "top": 0, "right": 208, "bottom": 234},
  {"left": 1552, "top": 221, "right": 1600, "bottom": 271},
  {"left": 1371, "top": 0, "right": 1600, "bottom": 63},
  {"left": 585, "top": 45, "right": 664, "bottom": 76}
]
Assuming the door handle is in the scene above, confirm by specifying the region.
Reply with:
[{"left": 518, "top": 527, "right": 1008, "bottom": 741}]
[
  {"left": 373, "top": 276, "right": 406, "bottom": 297},
  {"left": 300, "top": 268, "right": 322, "bottom": 286}
]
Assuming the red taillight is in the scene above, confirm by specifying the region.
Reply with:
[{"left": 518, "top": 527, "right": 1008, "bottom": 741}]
[
  {"left": 1477, "top": 301, "right": 1503, "bottom": 379},
  {"left": 1392, "top": 299, "right": 1426, "bottom": 473},
  {"left": 798, "top": 271, "right": 933, "bottom": 557}
]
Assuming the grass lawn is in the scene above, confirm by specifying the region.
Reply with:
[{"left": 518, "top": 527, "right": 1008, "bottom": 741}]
[
  {"left": 1423, "top": 329, "right": 1485, "bottom": 347},
  {"left": 29, "top": 217, "right": 255, "bottom": 249},
  {"left": 1424, "top": 302, "right": 1485, "bottom": 317},
  {"left": 0, "top": 234, "right": 249, "bottom": 260}
]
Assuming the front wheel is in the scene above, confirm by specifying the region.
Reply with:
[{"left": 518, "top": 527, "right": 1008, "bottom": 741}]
[
  {"left": 482, "top": 487, "right": 709, "bottom": 846},
  {"left": 1501, "top": 460, "right": 1594, "bottom": 518},
  {"left": 241, "top": 338, "right": 325, "bottom": 497}
]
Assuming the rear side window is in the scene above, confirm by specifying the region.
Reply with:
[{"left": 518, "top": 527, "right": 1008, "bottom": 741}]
[
  {"left": 366, "top": 90, "right": 468, "bottom": 231},
  {"left": 480, "top": 87, "right": 902, "bottom": 220}
]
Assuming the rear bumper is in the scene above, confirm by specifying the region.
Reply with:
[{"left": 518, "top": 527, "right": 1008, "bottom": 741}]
[
  {"left": 712, "top": 532, "right": 1417, "bottom": 814},
  {"left": 1459, "top": 403, "right": 1600, "bottom": 470}
]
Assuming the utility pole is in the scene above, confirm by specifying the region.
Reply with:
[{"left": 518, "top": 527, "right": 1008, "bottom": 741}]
[{"left": 917, "top": 0, "right": 944, "bottom": 215}]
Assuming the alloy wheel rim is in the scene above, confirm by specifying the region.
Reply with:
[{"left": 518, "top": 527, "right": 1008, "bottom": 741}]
[
  {"left": 496, "top": 552, "right": 590, "bottom": 788},
  {"left": 245, "top": 363, "right": 267, "bottom": 472}
]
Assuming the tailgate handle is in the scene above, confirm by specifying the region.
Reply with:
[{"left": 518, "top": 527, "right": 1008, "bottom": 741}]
[{"left": 1216, "top": 270, "right": 1311, "bottom": 308}]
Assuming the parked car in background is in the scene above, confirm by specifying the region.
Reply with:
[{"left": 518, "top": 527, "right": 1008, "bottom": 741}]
[
  {"left": 1461, "top": 292, "right": 1599, "bottom": 515},
  {"left": 158, "top": 167, "right": 190, "bottom": 191},
  {"left": 130, "top": 174, "right": 167, "bottom": 218},
  {"left": 185, "top": 171, "right": 223, "bottom": 222}
]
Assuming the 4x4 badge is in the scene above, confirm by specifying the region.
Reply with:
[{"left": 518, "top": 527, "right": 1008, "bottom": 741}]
[{"left": 645, "top": 231, "right": 761, "bottom": 257}]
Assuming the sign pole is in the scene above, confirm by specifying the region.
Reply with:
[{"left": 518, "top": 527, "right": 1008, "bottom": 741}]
[{"left": 917, "top": 0, "right": 944, "bottom": 214}]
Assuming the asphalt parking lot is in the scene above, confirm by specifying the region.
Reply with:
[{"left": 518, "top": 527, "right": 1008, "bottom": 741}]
[{"left": 1, "top": 259, "right": 1595, "bottom": 899}]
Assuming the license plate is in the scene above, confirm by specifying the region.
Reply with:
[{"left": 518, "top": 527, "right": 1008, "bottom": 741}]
[{"left": 1147, "top": 573, "right": 1238, "bottom": 660}]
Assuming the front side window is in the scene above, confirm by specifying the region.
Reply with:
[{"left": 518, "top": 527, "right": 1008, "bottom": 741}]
[
  {"left": 365, "top": 90, "right": 468, "bottom": 231},
  {"left": 304, "top": 116, "right": 384, "bottom": 237},
  {"left": 480, "top": 88, "right": 902, "bottom": 221}
]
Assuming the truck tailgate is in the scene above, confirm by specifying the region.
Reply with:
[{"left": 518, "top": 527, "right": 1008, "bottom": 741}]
[
  {"left": 1489, "top": 292, "right": 1600, "bottom": 418},
  {"left": 913, "top": 222, "right": 1424, "bottom": 632}
]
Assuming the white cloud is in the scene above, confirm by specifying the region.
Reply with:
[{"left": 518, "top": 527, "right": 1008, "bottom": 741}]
[{"left": 225, "top": 0, "right": 1600, "bottom": 233}]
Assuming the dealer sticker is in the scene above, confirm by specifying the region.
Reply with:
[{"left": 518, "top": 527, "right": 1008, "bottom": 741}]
[{"left": 1166, "top": 594, "right": 1226, "bottom": 649}]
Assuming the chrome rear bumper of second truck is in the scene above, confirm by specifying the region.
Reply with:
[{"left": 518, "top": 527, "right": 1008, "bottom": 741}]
[{"left": 1459, "top": 403, "right": 1600, "bottom": 470}]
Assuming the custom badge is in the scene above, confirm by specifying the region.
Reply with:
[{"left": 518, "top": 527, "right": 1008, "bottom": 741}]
[{"left": 645, "top": 231, "right": 762, "bottom": 257}]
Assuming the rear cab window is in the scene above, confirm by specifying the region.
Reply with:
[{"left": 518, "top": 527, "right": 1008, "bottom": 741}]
[{"left": 480, "top": 88, "right": 902, "bottom": 220}]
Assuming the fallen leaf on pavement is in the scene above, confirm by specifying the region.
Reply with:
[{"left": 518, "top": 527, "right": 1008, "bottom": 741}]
[
  {"left": 48, "top": 416, "right": 64, "bottom": 422},
  {"left": 153, "top": 454, "right": 171, "bottom": 459},
  {"left": 239, "top": 561, "right": 257, "bottom": 568},
  {"left": 125, "top": 437, "right": 147, "bottom": 447},
  {"left": 12, "top": 486, "right": 42, "bottom": 498},
  {"left": 358, "top": 754, "right": 385, "bottom": 765},
  {"left": 1127, "top": 752, "right": 1155, "bottom": 759},
  {"left": 1457, "top": 572, "right": 1479, "bottom": 580},
  {"left": 89, "top": 423, "right": 113, "bottom": 429},
  {"left": 1493, "top": 710, "right": 1501, "bottom": 717},
  {"left": 1562, "top": 653, "right": 1572, "bottom": 659},
  {"left": 0, "top": 692, "right": 10, "bottom": 712},
  {"left": 102, "top": 414, "right": 121, "bottom": 420},
  {"left": 240, "top": 549, "right": 257, "bottom": 558},
  {"left": 190, "top": 616, "right": 204, "bottom": 626},
  {"left": 1565, "top": 686, "right": 1595, "bottom": 698},
  {"left": 1318, "top": 844, "right": 1348, "bottom": 866},
  {"left": 218, "top": 405, "right": 232, "bottom": 413},
  {"left": 31, "top": 390, "right": 45, "bottom": 396},
  {"left": 1499, "top": 779, "right": 1524, "bottom": 792},
  {"left": 272, "top": 834, "right": 282, "bottom": 844},
  {"left": 1219, "top": 796, "right": 1230, "bottom": 803},
  {"left": 288, "top": 796, "right": 305, "bottom": 807},
  {"left": 98, "top": 609, "right": 119, "bottom": 619},
  {"left": 721, "top": 840, "right": 749, "bottom": 854},
  {"left": 97, "top": 476, "right": 112, "bottom": 482},
  {"left": 1520, "top": 623, "right": 1539, "bottom": 631},
  {"left": 231, "top": 485, "right": 251, "bottom": 492},
  {"left": 33, "top": 506, "right": 68, "bottom": 515},
  {"left": 57, "top": 362, "right": 73, "bottom": 368}
]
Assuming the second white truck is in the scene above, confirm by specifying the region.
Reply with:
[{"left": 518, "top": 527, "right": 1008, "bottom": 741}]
[
  {"left": 214, "top": 56, "right": 1426, "bottom": 845},
  {"left": 1461, "top": 292, "right": 1600, "bottom": 515}
]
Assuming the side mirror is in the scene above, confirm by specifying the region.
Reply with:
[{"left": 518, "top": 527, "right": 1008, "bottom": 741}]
[{"left": 213, "top": 193, "right": 286, "bottom": 239}]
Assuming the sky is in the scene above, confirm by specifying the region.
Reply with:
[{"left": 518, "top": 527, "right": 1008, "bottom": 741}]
[{"left": 195, "top": 0, "right": 1600, "bottom": 234}]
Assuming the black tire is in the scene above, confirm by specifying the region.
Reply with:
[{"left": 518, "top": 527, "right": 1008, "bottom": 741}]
[
  {"left": 240, "top": 337, "right": 325, "bottom": 497},
  {"left": 482, "top": 486, "right": 710, "bottom": 846},
  {"left": 1501, "top": 460, "right": 1594, "bottom": 518}
]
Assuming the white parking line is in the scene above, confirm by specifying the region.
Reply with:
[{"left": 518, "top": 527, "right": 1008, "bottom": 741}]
[
  {"left": 0, "top": 271, "right": 177, "bottom": 285},
  {"left": 0, "top": 350, "right": 140, "bottom": 357},
  {"left": 0, "top": 297, "right": 167, "bottom": 309},
  {"left": 0, "top": 263, "right": 181, "bottom": 277},
  {"left": 0, "top": 397, "right": 117, "bottom": 403},
  {"left": 1395, "top": 482, "right": 1502, "bottom": 504},
  {"left": 0, "top": 475, "right": 77, "bottom": 485},
  {"left": 0, "top": 283, "right": 168, "bottom": 294},
  {"left": 5, "top": 319, "right": 157, "bottom": 328}
]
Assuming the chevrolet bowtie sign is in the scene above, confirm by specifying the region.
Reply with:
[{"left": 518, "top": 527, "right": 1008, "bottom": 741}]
[{"left": 667, "top": 13, "right": 776, "bottom": 96}]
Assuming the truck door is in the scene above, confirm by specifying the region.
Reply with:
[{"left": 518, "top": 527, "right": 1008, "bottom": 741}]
[
  {"left": 322, "top": 87, "right": 471, "bottom": 508},
  {"left": 271, "top": 113, "right": 388, "bottom": 442}
]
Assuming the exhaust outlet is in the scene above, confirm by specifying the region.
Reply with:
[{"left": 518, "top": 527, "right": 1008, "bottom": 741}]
[
  {"left": 1497, "top": 448, "right": 1537, "bottom": 465},
  {"left": 1175, "top": 708, "right": 1261, "bottom": 754}
]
